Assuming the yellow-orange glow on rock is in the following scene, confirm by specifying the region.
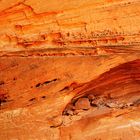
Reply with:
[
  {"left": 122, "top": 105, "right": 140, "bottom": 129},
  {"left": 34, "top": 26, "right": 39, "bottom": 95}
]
[{"left": 0, "top": 0, "right": 140, "bottom": 139}]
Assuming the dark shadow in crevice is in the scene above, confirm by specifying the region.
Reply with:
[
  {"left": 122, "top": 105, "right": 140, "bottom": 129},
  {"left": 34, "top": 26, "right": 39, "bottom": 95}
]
[
  {"left": 29, "top": 98, "right": 36, "bottom": 101},
  {"left": 0, "top": 81, "right": 4, "bottom": 85},
  {"left": 35, "top": 78, "right": 58, "bottom": 88},
  {"left": 41, "top": 96, "right": 46, "bottom": 99}
]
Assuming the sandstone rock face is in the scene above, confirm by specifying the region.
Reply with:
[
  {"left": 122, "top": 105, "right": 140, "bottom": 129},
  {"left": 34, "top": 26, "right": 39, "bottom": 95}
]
[{"left": 0, "top": 0, "right": 140, "bottom": 140}]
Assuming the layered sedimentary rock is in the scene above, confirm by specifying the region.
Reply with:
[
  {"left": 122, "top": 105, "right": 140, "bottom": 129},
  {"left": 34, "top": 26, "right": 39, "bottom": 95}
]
[{"left": 0, "top": 0, "right": 140, "bottom": 140}]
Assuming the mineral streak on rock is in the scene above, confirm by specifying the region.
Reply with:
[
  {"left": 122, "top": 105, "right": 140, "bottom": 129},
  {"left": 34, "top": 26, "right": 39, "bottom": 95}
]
[{"left": 0, "top": 0, "right": 140, "bottom": 140}]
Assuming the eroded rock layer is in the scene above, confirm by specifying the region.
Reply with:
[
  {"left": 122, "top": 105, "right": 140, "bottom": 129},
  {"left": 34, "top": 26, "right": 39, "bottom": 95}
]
[{"left": 0, "top": 0, "right": 140, "bottom": 140}]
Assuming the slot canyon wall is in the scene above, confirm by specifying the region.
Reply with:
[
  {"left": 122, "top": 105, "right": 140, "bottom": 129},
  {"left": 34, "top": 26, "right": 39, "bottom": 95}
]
[{"left": 0, "top": 0, "right": 140, "bottom": 139}]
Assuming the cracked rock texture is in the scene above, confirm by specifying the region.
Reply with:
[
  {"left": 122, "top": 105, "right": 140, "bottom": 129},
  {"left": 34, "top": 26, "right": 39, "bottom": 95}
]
[{"left": 0, "top": 0, "right": 140, "bottom": 140}]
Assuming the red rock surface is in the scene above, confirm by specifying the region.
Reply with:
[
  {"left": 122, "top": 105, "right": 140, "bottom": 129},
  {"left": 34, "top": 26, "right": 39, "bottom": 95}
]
[{"left": 0, "top": 0, "right": 140, "bottom": 140}]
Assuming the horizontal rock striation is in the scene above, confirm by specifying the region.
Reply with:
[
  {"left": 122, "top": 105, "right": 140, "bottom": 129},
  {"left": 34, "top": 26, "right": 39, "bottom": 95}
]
[{"left": 0, "top": 0, "right": 140, "bottom": 140}]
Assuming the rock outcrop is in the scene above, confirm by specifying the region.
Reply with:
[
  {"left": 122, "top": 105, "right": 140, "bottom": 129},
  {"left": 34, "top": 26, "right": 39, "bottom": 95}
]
[{"left": 0, "top": 0, "right": 140, "bottom": 139}]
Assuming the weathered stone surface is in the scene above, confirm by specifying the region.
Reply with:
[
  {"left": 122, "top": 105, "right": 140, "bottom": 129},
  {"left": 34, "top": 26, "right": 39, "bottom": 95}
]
[
  {"left": 0, "top": 0, "right": 140, "bottom": 140},
  {"left": 75, "top": 98, "right": 90, "bottom": 110}
]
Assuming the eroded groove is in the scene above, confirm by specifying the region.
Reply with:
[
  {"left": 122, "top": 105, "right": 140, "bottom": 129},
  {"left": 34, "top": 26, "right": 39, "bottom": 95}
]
[
  {"left": 0, "top": 94, "right": 11, "bottom": 106},
  {"left": 0, "top": 45, "right": 140, "bottom": 57},
  {"left": 62, "top": 59, "right": 140, "bottom": 118},
  {"left": 0, "top": 81, "right": 4, "bottom": 85},
  {"left": 63, "top": 93, "right": 140, "bottom": 116},
  {"left": 75, "top": 59, "right": 140, "bottom": 99},
  {"left": 35, "top": 78, "right": 58, "bottom": 88}
]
